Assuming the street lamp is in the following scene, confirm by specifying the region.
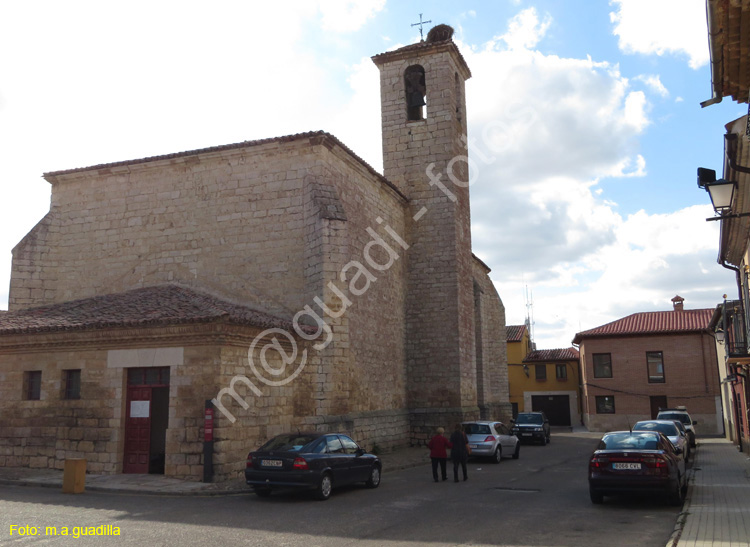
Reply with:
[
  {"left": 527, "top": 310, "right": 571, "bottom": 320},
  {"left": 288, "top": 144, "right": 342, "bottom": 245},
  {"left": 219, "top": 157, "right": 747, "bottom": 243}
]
[
  {"left": 697, "top": 167, "right": 748, "bottom": 221},
  {"left": 715, "top": 328, "right": 725, "bottom": 344},
  {"left": 705, "top": 180, "right": 736, "bottom": 212}
]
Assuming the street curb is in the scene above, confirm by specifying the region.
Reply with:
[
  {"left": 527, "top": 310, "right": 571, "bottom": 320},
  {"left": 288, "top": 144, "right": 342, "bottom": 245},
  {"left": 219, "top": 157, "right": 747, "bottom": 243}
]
[
  {"left": 0, "top": 478, "right": 248, "bottom": 497},
  {"left": 665, "top": 466, "right": 695, "bottom": 547},
  {"left": 0, "top": 459, "right": 429, "bottom": 497}
]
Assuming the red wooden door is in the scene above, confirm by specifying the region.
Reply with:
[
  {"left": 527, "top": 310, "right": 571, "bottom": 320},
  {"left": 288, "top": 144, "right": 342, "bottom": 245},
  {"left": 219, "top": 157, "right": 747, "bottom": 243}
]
[{"left": 124, "top": 385, "right": 152, "bottom": 473}]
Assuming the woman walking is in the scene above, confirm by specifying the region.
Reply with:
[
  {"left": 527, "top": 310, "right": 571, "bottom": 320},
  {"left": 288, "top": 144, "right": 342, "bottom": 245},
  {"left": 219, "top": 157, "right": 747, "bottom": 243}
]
[
  {"left": 449, "top": 423, "right": 469, "bottom": 482},
  {"left": 427, "top": 427, "right": 452, "bottom": 482}
]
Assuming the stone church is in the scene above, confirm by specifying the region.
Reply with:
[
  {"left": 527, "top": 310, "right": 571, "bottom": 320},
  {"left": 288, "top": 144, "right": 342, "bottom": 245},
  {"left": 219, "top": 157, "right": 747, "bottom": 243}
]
[{"left": 0, "top": 27, "right": 510, "bottom": 481}]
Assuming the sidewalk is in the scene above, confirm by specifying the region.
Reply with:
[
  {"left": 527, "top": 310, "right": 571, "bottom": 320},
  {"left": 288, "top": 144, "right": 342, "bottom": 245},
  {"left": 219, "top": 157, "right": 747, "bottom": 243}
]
[
  {"left": 0, "top": 446, "right": 430, "bottom": 496},
  {"left": 671, "top": 438, "right": 750, "bottom": 547}
]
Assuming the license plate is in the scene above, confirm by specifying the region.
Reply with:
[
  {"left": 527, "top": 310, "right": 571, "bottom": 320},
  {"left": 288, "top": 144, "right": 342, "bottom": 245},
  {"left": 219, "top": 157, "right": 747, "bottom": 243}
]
[
  {"left": 613, "top": 462, "right": 641, "bottom": 470},
  {"left": 262, "top": 459, "right": 283, "bottom": 467},
  {"left": 469, "top": 444, "right": 478, "bottom": 448},
  {"left": 522, "top": 433, "right": 532, "bottom": 437}
]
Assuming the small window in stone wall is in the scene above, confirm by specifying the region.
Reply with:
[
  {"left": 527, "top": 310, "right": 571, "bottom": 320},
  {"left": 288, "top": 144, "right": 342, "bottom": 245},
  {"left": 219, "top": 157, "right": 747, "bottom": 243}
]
[
  {"left": 595, "top": 395, "right": 615, "bottom": 414},
  {"left": 535, "top": 364, "right": 547, "bottom": 380},
  {"left": 24, "top": 370, "right": 42, "bottom": 400},
  {"left": 63, "top": 369, "right": 81, "bottom": 400}
]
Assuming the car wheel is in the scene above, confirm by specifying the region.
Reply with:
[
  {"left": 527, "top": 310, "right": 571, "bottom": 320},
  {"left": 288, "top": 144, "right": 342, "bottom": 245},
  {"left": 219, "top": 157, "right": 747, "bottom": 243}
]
[
  {"left": 365, "top": 465, "right": 381, "bottom": 488},
  {"left": 589, "top": 487, "right": 604, "bottom": 504},
  {"left": 254, "top": 487, "right": 272, "bottom": 498},
  {"left": 689, "top": 432, "right": 696, "bottom": 448},
  {"left": 512, "top": 443, "right": 520, "bottom": 460},
  {"left": 669, "top": 474, "right": 685, "bottom": 506},
  {"left": 315, "top": 473, "right": 333, "bottom": 501},
  {"left": 546, "top": 433, "right": 551, "bottom": 444},
  {"left": 493, "top": 447, "right": 502, "bottom": 464}
]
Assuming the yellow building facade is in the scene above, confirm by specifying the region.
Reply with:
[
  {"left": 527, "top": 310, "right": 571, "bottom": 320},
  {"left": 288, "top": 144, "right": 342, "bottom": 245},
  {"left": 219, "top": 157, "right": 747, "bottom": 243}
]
[{"left": 506, "top": 325, "right": 581, "bottom": 426}]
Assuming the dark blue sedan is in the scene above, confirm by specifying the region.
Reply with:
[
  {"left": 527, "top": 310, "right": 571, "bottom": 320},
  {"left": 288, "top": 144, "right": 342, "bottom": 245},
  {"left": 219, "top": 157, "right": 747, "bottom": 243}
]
[{"left": 245, "top": 433, "right": 381, "bottom": 500}]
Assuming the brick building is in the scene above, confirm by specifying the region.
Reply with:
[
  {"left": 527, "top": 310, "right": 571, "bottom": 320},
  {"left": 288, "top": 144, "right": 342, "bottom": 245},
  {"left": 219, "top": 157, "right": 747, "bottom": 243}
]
[
  {"left": 698, "top": 0, "right": 750, "bottom": 454},
  {"left": 0, "top": 27, "right": 511, "bottom": 480},
  {"left": 573, "top": 297, "right": 722, "bottom": 434}
]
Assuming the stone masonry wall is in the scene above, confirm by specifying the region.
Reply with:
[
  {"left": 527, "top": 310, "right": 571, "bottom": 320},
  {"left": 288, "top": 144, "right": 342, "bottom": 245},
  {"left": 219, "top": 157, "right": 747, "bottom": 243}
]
[
  {"left": 472, "top": 259, "right": 511, "bottom": 422},
  {"left": 10, "top": 139, "right": 321, "bottom": 316},
  {"left": 0, "top": 339, "right": 226, "bottom": 481},
  {"left": 375, "top": 42, "right": 479, "bottom": 443}
]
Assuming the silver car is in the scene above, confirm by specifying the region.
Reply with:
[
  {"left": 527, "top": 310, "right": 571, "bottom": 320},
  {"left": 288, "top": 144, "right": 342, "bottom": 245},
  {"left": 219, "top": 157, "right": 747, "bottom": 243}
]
[
  {"left": 632, "top": 420, "right": 689, "bottom": 462},
  {"left": 463, "top": 421, "right": 520, "bottom": 463}
]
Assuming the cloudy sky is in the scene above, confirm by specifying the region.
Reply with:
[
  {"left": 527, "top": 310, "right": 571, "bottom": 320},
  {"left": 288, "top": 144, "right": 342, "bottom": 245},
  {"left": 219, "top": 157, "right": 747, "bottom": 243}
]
[{"left": 0, "top": 0, "right": 744, "bottom": 349}]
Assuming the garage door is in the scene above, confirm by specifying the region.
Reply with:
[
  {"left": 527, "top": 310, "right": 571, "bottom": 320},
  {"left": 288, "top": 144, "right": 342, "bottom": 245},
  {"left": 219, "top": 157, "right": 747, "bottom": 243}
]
[{"left": 531, "top": 395, "right": 571, "bottom": 426}]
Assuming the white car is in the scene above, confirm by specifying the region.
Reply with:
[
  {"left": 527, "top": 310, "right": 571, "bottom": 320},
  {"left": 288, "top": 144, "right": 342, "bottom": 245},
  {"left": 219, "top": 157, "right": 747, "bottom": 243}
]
[
  {"left": 657, "top": 408, "right": 697, "bottom": 448},
  {"left": 632, "top": 420, "right": 689, "bottom": 462},
  {"left": 463, "top": 421, "right": 520, "bottom": 463}
]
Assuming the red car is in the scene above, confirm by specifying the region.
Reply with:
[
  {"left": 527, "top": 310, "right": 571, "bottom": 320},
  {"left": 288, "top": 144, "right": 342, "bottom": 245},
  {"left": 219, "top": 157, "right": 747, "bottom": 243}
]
[{"left": 588, "top": 430, "right": 687, "bottom": 505}]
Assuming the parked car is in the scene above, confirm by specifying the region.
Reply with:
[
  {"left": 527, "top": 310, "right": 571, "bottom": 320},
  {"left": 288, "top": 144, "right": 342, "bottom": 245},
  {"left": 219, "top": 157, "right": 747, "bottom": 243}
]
[
  {"left": 632, "top": 420, "right": 689, "bottom": 462},
  {"left": 656, "top": 408, "right": 697, "bottom": 448},
  {"left": 463, "top": 421, "right": 520, "bottom": 462},
  {"left": 244, "top": 433, "right": 381, "bottom": 500},
  {"left": 510, "top": 412, "right": 550, "bottom": 445},
  {"left": 588, "top": 430, "right": 687, "bottom": 506},
  {"left": 669, "top": 420, "right": 691, "bottom": 461}
]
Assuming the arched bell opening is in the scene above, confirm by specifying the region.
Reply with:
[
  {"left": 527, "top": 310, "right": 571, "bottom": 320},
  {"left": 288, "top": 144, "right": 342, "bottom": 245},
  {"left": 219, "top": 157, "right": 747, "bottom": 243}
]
[{"left": 404, "top": 65, "right": 426, "bottom": 121}]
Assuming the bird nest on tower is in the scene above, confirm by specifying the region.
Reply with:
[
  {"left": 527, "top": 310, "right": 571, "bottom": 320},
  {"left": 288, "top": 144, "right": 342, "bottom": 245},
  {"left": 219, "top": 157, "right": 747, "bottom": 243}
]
[{"left": 426, "top": 24, "right": 454, "bottom": 43}]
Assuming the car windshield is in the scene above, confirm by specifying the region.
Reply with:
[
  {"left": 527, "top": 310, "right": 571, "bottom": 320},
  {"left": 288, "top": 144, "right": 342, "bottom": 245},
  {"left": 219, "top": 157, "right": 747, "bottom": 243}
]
[
  {"left": 659, "top": 413, "right": 690, "bottom": 425},
  {"left": 634, "top": 422, "right": 678, "bottom": 437},
  {"left": 259, "top": 434, "right": 318, "bottom": 452},
  {"left": 464, "top": 423, "right": 491, "bottom": 435},
  {"left": 515, "top": 414, "right": 543, "bottom": 425},
  {"left": 599, "top": 432, "right": 659, "bottom": 450}
]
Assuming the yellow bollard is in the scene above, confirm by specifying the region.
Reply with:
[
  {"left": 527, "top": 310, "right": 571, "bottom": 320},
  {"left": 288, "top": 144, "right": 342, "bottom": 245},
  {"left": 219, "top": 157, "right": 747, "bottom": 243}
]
[{"left": 62, "top": 459, "right": 86, "bottom": 494}]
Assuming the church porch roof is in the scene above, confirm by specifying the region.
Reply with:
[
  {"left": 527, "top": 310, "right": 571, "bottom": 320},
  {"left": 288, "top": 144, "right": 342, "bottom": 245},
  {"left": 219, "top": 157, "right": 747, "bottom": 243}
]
[{"left": 0, "top": 284, "right": 311, "bottom": 336}]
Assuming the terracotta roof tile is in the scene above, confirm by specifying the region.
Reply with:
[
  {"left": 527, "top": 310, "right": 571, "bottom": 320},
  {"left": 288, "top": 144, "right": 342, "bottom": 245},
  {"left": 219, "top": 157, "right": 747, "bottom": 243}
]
[
  {"left": 572, "top": 309, "right": 713, "bottom": 344},
  {"left": 506, "top": 325, "right": 527, "bottom": 342},
  {"left": 0, "top": 285, "right": 310, "bottom": 336},
  {"left": 523, "top": 348, "right": 579, "bottom": 362}
]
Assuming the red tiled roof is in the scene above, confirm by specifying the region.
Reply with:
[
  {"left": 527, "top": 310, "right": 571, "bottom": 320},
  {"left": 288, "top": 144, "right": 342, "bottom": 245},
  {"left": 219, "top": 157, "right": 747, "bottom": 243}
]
[
  {"left": 0, "top": 285, "right": 311, "bottom": 336},
  {"left": 43, "top": 131, "right": 408, "bottom": 202},
  {"left": 506, "top": 325, "right": 526, "bottom": 342},
  {"left": 572, "top": 309, "right": 713, "bottom": 344},
  {"left": 523, "top": 348, "right": 579, "bottom": 362}
]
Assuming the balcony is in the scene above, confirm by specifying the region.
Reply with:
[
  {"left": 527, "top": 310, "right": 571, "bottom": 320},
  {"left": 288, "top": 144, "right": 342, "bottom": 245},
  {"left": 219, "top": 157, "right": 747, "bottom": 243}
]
[{"left": 723, "top": 300, "right": 748, "bottom": 357}]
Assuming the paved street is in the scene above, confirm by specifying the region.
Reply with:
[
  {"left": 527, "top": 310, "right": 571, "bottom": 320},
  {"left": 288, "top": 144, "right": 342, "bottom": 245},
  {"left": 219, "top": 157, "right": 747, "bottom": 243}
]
[{"left": 0, "top": 434, "right": 683, "bottom": 546}]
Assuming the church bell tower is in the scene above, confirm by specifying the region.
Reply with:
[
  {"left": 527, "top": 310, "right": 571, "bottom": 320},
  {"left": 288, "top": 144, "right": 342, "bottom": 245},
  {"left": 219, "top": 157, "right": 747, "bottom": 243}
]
[{"left": 372, "top": 25, "right": 478, "bottom": 440}]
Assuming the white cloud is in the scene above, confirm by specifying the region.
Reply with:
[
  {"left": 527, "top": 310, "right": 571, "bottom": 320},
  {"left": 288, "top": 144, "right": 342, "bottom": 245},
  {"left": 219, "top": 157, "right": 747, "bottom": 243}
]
[
  {"left": 610, "top": 0, "right": 709, "bottom": 69},
  {"left": 494, "top": 205, "right": 731, "bottom": 347},
  {"left": 318, "top": 0, "right": 386, "bottom": 32},
  {"left": 635, "top": 74, "right": 669, "bottom": 97},
  {"left": 496, "top": 7, "right": 552, "bottom": 51},
  {"left": 455, "top": 11, "right": 730, "bottom": 348}
]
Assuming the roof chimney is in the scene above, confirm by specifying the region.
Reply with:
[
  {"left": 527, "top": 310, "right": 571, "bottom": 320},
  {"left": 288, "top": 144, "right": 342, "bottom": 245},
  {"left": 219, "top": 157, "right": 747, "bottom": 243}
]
[{"left": 671, "top": 295, "right": 685, "bottom": 312}]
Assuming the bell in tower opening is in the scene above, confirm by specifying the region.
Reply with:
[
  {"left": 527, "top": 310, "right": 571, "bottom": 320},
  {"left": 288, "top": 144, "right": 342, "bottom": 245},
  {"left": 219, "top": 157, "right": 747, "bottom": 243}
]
[{"left": 405, "top": 65, "right": 426, "bottom": 121}]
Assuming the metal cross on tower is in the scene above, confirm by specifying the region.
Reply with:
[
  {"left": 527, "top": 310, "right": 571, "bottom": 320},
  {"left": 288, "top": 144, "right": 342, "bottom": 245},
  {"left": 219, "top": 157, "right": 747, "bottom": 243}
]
[{"left": 411, "top": 13, "right": 432, "bottom": 41}]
